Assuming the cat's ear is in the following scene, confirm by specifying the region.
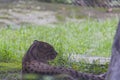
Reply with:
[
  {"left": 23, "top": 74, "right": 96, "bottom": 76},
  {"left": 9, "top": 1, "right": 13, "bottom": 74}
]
[{"left": 33, "top": 40, "right": 38, "bottom": 44}]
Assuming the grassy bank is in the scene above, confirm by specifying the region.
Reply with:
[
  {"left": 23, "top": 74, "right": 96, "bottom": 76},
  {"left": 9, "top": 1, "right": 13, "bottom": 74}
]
[{"left": 0, "top": 19, "right": 118, "bottom": 63}]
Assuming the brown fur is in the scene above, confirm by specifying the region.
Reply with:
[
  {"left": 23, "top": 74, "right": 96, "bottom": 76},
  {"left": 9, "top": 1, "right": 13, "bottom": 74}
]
[
  {"left": 22, "top": 40, "right": 57, "bottom": 73},
  {"left": 22, "top": 40, "right": 105, "bottom": 80}
]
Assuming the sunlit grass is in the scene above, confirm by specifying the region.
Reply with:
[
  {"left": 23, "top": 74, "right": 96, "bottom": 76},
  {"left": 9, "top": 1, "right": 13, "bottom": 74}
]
[
  {"left": 0, "top": 62, "right": 21, "bottom": 72},
  {"left": 0, "top": 18, "right": 119, "bottom": 79},
  {"left": 0, "top": 19, "right": 118, "bottom": 63}
]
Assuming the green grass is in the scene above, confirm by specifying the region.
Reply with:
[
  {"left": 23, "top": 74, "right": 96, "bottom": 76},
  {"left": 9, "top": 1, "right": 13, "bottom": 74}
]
[
  {"left": 0, "top": 18, "right": 119, "bottom": 78},
  {"left": 0, "top": 62, "right": 21, "bottom": 72},
  {"left": 0, "top": 19, "right": 118, "bottom": 63}
]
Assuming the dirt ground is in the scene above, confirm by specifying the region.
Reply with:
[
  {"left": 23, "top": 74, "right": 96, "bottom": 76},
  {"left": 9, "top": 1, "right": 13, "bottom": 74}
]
[{"left": 0, "top": 0, "right": 119, "bottom": 27}]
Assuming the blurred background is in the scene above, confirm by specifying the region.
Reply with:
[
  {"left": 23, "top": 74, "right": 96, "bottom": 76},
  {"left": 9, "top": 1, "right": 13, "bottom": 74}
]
[{"left": 0, "top": 0, "right": 120, "bottom": 80}]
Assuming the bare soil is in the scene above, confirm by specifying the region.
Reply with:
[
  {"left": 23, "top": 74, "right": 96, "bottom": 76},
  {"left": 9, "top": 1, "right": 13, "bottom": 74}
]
[{"left": 0, "top": 0, "right": 119, "bottom": 27}]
